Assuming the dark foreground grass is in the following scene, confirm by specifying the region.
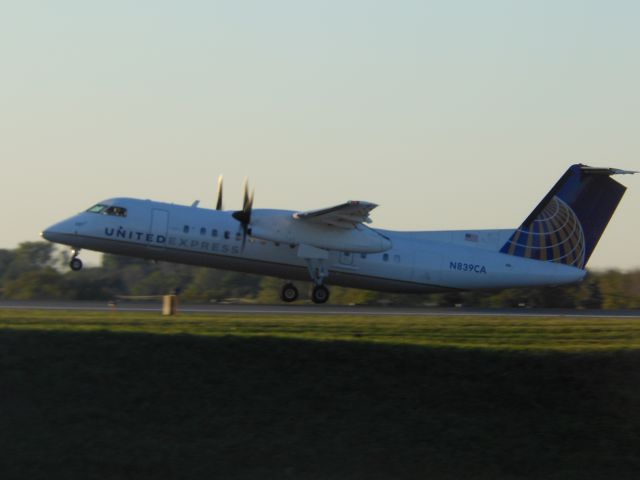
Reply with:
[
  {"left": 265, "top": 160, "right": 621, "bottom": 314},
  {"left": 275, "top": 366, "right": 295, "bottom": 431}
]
[{"left": 1, "top": 311, "right": 640, "bottom": 479}]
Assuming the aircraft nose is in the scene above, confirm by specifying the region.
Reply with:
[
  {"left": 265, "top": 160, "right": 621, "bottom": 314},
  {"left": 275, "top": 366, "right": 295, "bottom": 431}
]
[
  {"left": 41, "top": 217, "right": 80, "bottom": 244},
  {"left": 41, "top": 227, "right": 64, "bottom": 242},
  {"left": 41, "top": 225, "right": 65, "bottom": 243}
]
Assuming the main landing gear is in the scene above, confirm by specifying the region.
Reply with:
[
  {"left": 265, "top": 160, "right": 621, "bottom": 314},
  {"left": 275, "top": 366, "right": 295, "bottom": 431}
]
[
  {"left": 311, "top": 285, "right": 330, "bottom": 304},
  {"left": 280, "top": 283, "right": 299, "bottom": 302},
  {"left": 279, "top": 246, "right": 332, "bottom": 304},
  {"left": 69, "top": 249, "right": 83, "bottom": 271},
  {"left": 280, "top": 283, "right": 330, "bottom": 304}
]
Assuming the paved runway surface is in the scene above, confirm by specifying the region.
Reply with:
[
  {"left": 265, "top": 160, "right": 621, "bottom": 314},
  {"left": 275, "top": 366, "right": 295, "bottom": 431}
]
[{"left": 1, "top": 300, "right": 639, "bottom": 318}]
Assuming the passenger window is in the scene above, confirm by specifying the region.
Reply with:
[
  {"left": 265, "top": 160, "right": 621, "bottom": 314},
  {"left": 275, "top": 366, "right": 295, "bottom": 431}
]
[
  {"left": 200, "top": 227, "right": 206, "bottom": 236},
  {"left": 235, "top": 232, "right": 242, "bottom": 241},
  {"left": 383, "top": 253, "right": 389, "bottom": 262},
  {"left": 183, "top": 226, "right": 190, "bottom": 234},
  {"left": 224, "top": 231, "right": 230, "bottom": 240},
  {"left": 211, "top": 229, "right": 218, "bottom": 238},
  {"left": 360, "top": 253, "right": 367, "bottom": 259}
]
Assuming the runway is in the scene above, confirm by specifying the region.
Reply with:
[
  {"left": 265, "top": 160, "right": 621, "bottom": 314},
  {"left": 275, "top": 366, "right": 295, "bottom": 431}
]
[{"left": 0, "top": 300, "right": 639, "bottom": 318}]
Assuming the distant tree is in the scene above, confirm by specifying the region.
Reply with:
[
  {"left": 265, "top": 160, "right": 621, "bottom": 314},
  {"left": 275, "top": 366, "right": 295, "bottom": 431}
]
[
  {"left": 0, "top": 249, "right": 14, "bottom": 283},
  {"left": 4, "top": 268, "right": 69, "bottom": 300},
  {"left": 528, "top": 285, "right": 578, "bottom": 308},
  {"left": 369, "top": 292, "right": 435, "bottom": 306},
  {"left": 484, "top": 288, "right": 530, "bottom": 308},
  {"left": 329, "top": 286, "right": 379, "bottom": 305},
  {"left": 598, "top": 269, "right": 640, "bottom": 309},
  {"left": 101, "top": 254, "right": 162, "bottom": 294},
  {"left": 598, "top": 270, "right": 628, "bottom": 309},
  {"left": 2, "top": 242, "right": 57, "bottom": 282},
  {"left": 627, "top": 271, "right": 640, "bottom": 309},
  {"left": 217, "top": 271, "right": 261, "bottom": 299},
  {"left": 102, "top": 253, "right": 152, "bottom": 271},
  {"left": 63, "top": 268, "right": 124, "bottom": 300},
  {"left": 434, "top": 291, "right": 466, "bottom": 307},
  {"left": 573, "top": 273, "right": 603, "bottom": 309},
  {"left": 181, "top": 269, "right": 261, "bottom": 302},
  {"left": 131, "top": 270, "right": 190, "bottom": 297},
  {"left": 255, "top": 276, "right": 288, "bottom": 304}
]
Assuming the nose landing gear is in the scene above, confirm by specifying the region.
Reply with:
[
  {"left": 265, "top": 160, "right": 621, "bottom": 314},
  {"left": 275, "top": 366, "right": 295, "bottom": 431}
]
[{"left": 69, "top": 249, "right": 83, "bottom": 271}]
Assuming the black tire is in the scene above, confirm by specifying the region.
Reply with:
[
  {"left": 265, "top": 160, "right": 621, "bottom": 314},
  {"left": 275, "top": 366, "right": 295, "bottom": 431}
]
[
  {"left": 70, "top": 258, "right": 83, "bottom": 271},
  {"left": 311, "top": 285, "right": 330, "bottom": 304},
  {"left": 280, "top": 283, "right": 299, "bottom": 303}
]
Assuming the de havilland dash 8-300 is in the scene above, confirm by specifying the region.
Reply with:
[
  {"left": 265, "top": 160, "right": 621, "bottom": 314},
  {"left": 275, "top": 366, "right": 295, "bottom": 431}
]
[{"left": 42, "top": 164, "right": 635, "bottom": 304}]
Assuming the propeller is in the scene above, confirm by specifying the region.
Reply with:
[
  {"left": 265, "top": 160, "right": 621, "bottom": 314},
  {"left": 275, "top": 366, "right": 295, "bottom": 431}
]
[
  {"left": 232, "top": 178, "right": 254, "bottom": 250},
  {"left": 216, "top": 175, "right": 224, "bottom": 210}
]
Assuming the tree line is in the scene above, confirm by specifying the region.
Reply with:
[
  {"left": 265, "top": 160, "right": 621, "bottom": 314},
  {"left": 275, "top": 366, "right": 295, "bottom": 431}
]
[{"left": 1, "top": 242, "right": 639, "bottom": 308}]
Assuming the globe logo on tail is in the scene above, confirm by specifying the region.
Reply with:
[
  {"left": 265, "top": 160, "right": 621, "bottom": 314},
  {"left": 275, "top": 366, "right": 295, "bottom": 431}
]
[{"left": 502, "top": 196, "right": 586, "bottom": 268}]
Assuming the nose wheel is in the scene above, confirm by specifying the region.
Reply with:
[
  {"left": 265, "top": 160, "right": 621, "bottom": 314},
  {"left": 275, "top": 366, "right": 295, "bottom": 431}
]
[{"left": 69, "top": 249, "right": 83, "bottom": 271}]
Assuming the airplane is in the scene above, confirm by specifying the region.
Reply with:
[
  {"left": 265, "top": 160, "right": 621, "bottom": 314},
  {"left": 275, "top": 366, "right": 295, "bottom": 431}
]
[{"left": 42, "top": 164, "right": 635, "bottom": 304}]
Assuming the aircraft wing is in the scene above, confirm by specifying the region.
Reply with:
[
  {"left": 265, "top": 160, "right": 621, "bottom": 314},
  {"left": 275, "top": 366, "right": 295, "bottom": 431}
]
[{"left": 293, "top": 201, "right": 378, "bottom": 229}]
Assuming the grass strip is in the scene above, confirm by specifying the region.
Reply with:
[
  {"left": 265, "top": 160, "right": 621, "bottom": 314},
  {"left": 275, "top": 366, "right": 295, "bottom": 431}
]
[{"left": 1, "top": 309, "right": 640, "bottom": 351}]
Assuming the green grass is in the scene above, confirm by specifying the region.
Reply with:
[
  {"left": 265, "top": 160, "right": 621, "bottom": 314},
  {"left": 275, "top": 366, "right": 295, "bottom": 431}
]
[
  {"left": 1, "top": 310, "right": 640, "bottom": 479},
  {"left": 1, "top": 309, "right": 640, "bottom": 351}
]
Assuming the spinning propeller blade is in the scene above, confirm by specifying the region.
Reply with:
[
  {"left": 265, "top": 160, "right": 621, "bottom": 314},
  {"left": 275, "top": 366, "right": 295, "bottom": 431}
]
[
  {"left": 232, "top": 178, "right": 255, "bottom": 251},
  {"left": 215, "top": 175, "right": 224, "bottom": 210}
]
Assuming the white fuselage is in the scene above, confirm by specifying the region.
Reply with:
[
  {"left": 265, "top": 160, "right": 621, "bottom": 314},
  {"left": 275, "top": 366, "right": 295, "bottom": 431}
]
[{"left": 42, "top": 197, "right": 586, "bottom": 293}]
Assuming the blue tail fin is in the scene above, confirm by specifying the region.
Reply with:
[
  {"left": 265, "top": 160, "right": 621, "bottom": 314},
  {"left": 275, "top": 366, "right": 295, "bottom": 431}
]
[{"left": 500, "top": 164, "right": 635, "bottom": 269}]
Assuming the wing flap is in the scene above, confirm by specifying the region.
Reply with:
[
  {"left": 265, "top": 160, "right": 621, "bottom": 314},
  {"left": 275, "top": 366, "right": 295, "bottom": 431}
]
[{"left": 293, "top": 201, "right": 378, "bottom": 229}]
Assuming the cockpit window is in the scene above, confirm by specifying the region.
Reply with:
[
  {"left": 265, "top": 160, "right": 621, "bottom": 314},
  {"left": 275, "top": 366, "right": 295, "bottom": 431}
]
[
  {"left": 87, "top": 204, "right": 107, "bottom": 213},
  {"left": 104, "top": 206, "right": 127, "bottom": 217},
  {"left": 87, "top": 204, "right": 127, "bottom": 217}
]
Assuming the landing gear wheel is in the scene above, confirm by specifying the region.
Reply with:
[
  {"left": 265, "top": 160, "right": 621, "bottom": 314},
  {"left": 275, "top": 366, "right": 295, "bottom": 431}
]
[
  {"left": 70, "top": 257, "right": 83, "bottom": 271},
  {"left": 280, "top": 283, "right": 299, "bottom": 303},
  {"left": 311, "top": 285, "right": 330, "bottom": 304}
]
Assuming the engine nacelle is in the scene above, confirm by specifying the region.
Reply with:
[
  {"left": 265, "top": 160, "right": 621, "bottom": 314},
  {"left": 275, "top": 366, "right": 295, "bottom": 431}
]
[{"left": 249, "top": 212, "right": 391, "bottom": 253}]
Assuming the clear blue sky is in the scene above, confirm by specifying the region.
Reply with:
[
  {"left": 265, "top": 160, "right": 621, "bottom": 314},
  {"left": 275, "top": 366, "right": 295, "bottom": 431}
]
[{"left": 1, "top": 1, "right": 638, "bottom": 269}]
